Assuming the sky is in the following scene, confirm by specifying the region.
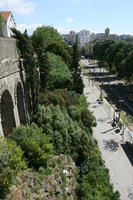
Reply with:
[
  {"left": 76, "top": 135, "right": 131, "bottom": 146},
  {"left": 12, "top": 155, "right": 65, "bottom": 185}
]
[{"left": 0, "top": 0, "right": 133, "bottom": 35}]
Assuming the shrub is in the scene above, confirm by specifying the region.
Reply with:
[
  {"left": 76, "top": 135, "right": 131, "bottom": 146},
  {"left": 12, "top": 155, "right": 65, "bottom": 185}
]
[
  {"left": 10, "top": 124, "right": 53, "bottom": 169},
  {"left": 77, "top": 146, "right": 120, "bottom": 200},
  {"left": 68, "top": 105, "right": 96, "bottom": 130},
  {"left": 39, "top": 89, "right": 80, "bottom": 107},
  {"left": 47, "top": 53, "right": 73, "bottom": 90},
  {"left": 34, "top": 105, "right": 92, "bottom": 165},
  {"left": 0, "top": 137, "right": 25, "bottom": 196}
]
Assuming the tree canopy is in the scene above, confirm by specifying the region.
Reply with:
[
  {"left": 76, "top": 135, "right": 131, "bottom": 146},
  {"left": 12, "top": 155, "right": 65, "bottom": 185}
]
[{"left": 32, "top": 26, "right": 63, "bottom": 55}]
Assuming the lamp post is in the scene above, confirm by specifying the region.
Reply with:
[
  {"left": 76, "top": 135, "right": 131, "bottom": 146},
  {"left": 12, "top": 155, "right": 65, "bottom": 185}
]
[
  {"left": 100, "top": 81, "right": 103, "bottom": 104},
  {"left": 118, "top": 99, "right": 124, "bottom": 120}
]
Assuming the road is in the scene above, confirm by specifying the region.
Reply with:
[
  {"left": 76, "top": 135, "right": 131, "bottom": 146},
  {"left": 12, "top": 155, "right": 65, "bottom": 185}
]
[{"left": 82, "top": 60, "right": 133, "bottom": 200}]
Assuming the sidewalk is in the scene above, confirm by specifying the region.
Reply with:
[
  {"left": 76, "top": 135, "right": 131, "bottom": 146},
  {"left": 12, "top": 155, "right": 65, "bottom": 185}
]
[{"left": 83, "top": 75, "right": 133, "bottom": 200}]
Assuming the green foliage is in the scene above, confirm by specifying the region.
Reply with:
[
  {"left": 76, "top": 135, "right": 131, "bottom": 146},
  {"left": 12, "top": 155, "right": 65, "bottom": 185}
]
[
  {"left": 68, "top": 105, "right": 96, "bottom": 129},
  {"left": 77, "top": 147, "right": 120, "bottom": 200},
  {"left": 38, "top": 89, "right": 96, "bottom": 130},
  {"left": 10, "top": 124, "right": 53, "bottom": 169},
  {"left": 32, "top": 26, "right": 63, "bottom": 55},
  {"left": 0, "top": 14, "right": 3, "bottom": 36},
  {"left": 46, "top": 53, "right": 73, "bottom": 90},
  {"left": 93, "top": 40, "right": 115, "bottom": 63},
  {"left": 72, "top": 43, "right": 84, "bottom": 94},
  {"left": 38, "top": 89, "right": 87, "bottom": 107},
  {"left": 34, "top": 104, "right": 93, "bottom": 165},
  {"left": 12, "top": 28, "right": 40, "bottom": 112},
  {"left": 0, "top": 137, "right": 25, "bottom": 196},
  {"left": 93, "top": 39, "right": 133, "bottom": 79},
  {"left": 46, "top": 41, "right": 72, "bottom": 66},
  {"left": 120, "top": 51, "right": 133, "bottom": 82},
  {"left": 39, "top": 52, "right": 51, "bottom": 90}
]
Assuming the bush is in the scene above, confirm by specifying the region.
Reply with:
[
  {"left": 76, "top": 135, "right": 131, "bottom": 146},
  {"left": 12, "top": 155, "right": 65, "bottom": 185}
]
[
  {"left": 47, "top": 53, "right": 73, "bottom": 90},
  {"left": 38, "top": 90, "right": 96, "bottom": 130},
  {"left": 77, "top": 147, "right": 120, "bottom": 200},
  {"left": 39, "top": 89, "right": 81, "bottom": 107},
  {"left": 46, "top": 41, "right": 72, "bottom": 66},
  {"left": 33, "top": 105, "right": 92, "bottom": 165},
  {"left": 0, "top": 137, "right": 25, "bottom": 196},
  {"left": 10, "top": 124, "right": 53, "bottom": 169},
  {"left": 68, "top": 105, "right": 96, "bottom": 130}
]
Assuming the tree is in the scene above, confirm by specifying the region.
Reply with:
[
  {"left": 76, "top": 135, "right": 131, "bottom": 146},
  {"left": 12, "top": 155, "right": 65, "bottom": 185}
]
[
  {"left": 119, "top": 51, "right": 133, "bottom": 82},
  {"left": 12, "top": 28, "right": 40, "bottom": 114},
  {"left": 72, "top": 43, "right": 84, "bottom": 94},
  {"left": 39, "top": 52, "right": 51, "bottom": 90},
  {"left": 33, "top": 104, "right": 91, "bottom": 165},
  {"left": 46, "top": 52, "right": 73, "bottom": 90},
  {"left": 11, "top": 124, "right": 53, "bottom": 169},
  {"left": 93, "top": 39, "right": 114, "bottom": 63},
  {"left": 0, "top": 137, "right": 25, "bottom": 196},
  {"left": 32, "top": 26, "right": 63, "bottom": 55},
  {"left": 113, "top": 42, "right": 133, "bottom": 73},
  {"left": 0, "top": 14, "right": 3, "bottom": 36},
  {"left": 46, "top": 41, "right": 72, "bottom": 66}
]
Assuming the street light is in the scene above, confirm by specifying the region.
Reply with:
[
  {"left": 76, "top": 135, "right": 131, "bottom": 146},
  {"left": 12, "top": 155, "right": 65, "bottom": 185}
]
[
  {"left": 118, "top": 99, "right": 124, "bottom": 120},
  {"left": 99, "top": 81, "right": 104, "bottom": 104}
]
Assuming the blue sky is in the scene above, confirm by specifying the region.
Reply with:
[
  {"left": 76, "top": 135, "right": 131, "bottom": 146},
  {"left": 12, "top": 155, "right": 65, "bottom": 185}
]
[{"left": 0, "top": 0, "right": 133, "bottom": 35}]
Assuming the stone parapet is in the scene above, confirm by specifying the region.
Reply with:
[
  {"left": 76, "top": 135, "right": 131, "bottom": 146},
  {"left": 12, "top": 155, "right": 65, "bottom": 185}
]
[
  {"left": 0, "top": 37, "right": 19, "bottom": 60},
  {"left": 0, "top": 59, "right": 20, "bottom": 79}
]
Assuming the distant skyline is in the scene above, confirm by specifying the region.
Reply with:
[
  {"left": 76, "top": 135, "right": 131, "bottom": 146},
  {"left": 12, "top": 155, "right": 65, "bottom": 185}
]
[{"left": 0, "top": 0, "right": 133, "bottom": 35}]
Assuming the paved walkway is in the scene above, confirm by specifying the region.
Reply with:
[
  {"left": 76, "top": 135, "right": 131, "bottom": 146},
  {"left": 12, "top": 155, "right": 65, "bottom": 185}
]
[{"left": 83, "top": 74, "right": 133, "bottom": 200}]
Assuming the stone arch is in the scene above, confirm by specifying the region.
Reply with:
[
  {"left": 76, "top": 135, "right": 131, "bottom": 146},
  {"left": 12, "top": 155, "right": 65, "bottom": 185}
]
[
  {"left": 15, "top": 81, "right": 27, "bottom": 124},
  {"left": 1, "top": 90, "right": 16, "bottom": 136}
]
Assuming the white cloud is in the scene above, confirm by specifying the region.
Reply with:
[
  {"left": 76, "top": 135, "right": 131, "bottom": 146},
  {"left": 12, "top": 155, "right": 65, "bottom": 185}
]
[
  {"left": 56, "top": 27, "right": 71, "bottom": 34},
  {"left": 17, "top": 24, "right": 77, "bottom": 35},
  {"left": 17, "top": 24, "right": 43, "bottom": 34},
  {"left": 0, "top": 0, "right": 36, "bottom": 15},
  {"left": 65, "top": 17, "right": 74, "bottom": 23},
  {"left": 55, "top": 27, "right": 79, "bottom": 34}
]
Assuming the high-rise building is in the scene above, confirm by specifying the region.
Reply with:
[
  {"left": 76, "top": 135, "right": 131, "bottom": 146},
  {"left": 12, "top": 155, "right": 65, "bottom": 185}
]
[
  {"left": 105, "top": 27, "right": 110, "bottom": 38},
  {"left": 62, "top": 34, "right": 70, "bottom": 43},
  {"left": 69, "top": 31, "right": 76, "bottom": 45},
  {"left": 77, "top": 30, "right": 91, "bottom": 48}
]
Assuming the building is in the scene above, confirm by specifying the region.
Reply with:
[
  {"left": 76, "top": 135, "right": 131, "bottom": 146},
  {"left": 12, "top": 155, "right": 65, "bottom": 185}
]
[
  {"left": 77, "top": 30, "right": 91, "bottom": 48},
  {"left": 105, "top": 27, "right": 110, "bottom": 38},
  {"left": 69, "top": 31, "right": 76, "bottom": 45},
  {"left": 94, "top": 33, "right": 105, "bottom": 40},
  {"left": 109, "top": 34, "right": 119, "bottom": 40},
  {"left": 0, "top": 11, "right": 16, "bottom": 37},
  {"left": 62, "top": 34, "right": 69, "bottom": 43},
  {"left": 90, "top": 33, "right": 95, "bottom": 41},
  {"left": 119, "top": 34, "right": 132, "bottom": 40}
]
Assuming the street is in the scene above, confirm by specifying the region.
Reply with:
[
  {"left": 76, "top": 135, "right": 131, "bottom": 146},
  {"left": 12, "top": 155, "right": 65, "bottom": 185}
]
[{"left": 83, "top": 60, "right": 133, "bottom": 200}]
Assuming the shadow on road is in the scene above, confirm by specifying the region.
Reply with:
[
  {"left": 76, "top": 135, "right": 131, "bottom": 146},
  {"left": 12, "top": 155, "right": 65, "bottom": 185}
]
[
  {"left": 86, "top": 66, "right": 133, "bottom": 116},
  {"left": 121, "top": 142, "right": 133, "bottom": 166},
  {"left": 103, "top": 139, "right": 119, "bottom": 152}
]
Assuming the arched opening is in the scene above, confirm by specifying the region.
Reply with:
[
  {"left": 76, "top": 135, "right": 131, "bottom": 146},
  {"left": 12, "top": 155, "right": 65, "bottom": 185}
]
[
  {"left": 1, "top": 90, "right": 16, "bottom": 136},
  {"left": 17, "top": 82, "right": 27, "bottom": 125}
]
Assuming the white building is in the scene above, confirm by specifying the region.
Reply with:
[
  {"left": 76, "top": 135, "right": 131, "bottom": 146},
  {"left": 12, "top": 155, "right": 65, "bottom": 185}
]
[
  {"left": 77, "top": 30, "right": 91, "bottom": 48},
  {"left": 0, "top": 11, "right": 16, "bottom": 38}
]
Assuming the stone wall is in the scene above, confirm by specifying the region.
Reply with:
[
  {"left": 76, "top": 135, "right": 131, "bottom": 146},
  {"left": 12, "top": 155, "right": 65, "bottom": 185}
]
[
  {"left": 0, "top": 37, "right": 18, "bottom": 60},
  {"left": 0, "top": 38, "right": 27, "bottom": 136}
]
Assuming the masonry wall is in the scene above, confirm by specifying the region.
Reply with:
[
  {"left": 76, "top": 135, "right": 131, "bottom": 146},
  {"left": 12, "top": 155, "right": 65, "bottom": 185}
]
[
  {"left": 0, "top": 37, "right": 18, "bottom": 60},
  {"left": 0, "top": 38, "right": 27, "bottom": 136}
]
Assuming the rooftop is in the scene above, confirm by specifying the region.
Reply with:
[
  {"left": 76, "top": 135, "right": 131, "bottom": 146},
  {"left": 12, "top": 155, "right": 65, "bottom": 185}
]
[{"left": 0, "top": 11, "right": 11, "bottom": 22}]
